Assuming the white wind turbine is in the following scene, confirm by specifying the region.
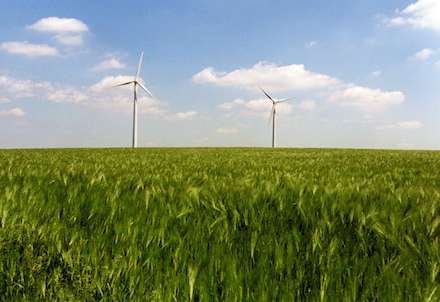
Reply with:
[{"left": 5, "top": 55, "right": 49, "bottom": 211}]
[
  {"left": 260, "top": 87, "right": 292, "bottom": 148},
  {"left": 114, "top": 52, "right": 154, "bottom": 148}
]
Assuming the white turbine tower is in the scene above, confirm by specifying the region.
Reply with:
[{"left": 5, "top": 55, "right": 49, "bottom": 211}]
[
  {"left": 260, "top": 88, "right": 292, "bottom": 148},
  {"left": 114, "top": 52, "right": 154, "bottom": 148}
]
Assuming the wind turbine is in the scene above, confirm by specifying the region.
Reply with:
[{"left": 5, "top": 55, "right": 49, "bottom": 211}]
[
  {"left": 260, "top": 88, "right": 292, "bottom": 148},
  {"left": 114, "top": 52, "right": 154, "bottom": 148}
]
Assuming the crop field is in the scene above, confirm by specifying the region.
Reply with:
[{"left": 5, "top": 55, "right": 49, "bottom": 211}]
[{"left": 0, "top": 148, "right": 439, "bottom": 301}]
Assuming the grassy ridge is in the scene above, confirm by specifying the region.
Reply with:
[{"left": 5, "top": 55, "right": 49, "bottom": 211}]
[{"left": 0, "top": 148, "right": 439, "bottom": 301}]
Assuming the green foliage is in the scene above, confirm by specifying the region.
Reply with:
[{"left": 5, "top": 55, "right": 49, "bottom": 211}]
[{"left": 0, "top": 148, "right": 439, "bottom": 301}]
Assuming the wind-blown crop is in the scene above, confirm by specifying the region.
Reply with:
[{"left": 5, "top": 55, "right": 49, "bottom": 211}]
[{"left": 0, "top": 148, "right": 439, "bottom": 301}]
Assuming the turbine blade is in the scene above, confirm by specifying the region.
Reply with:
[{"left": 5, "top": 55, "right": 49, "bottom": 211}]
[
  {"left": 136, "top": 52, "right": 144, "bottom": 81},
  {"left": 276, "top": 97, "right": 293, "bottom": 104},
  {"left": 137, "top": 82, "right": 154, "bottom": 98},
  {"left": 259, "top": 87, "right": 275, "bottom": 103},
  {"left": 113, "top": 81, "right": 134, "bottom": 87}
]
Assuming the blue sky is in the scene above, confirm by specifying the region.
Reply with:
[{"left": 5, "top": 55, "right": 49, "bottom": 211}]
[{"left": 1, "top": 0, "right": 439, "bottom": 149}]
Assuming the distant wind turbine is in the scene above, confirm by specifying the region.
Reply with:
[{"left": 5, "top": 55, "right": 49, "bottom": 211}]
[
  {"left": 260, "top": 87, "right": 292, "bottom": 148},
  {"left": 114, "top": 52, "right": 154, "bottom": 148}
]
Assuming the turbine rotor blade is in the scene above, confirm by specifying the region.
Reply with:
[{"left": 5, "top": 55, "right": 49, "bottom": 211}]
[
  {"left": 113, "top": 81, "right": 135, "bottom": 87},
  {"left": 136, "top": 81, "right": 154, "bottom": 98},
  {"left": 276, "top": 97, "right": 293, "bottom": 104},
  {"left": 259, "top": 87, "right": 275, "bottom": 103},
  {"left": 136, "top": 52, "right": 144, "bottom": 81}
]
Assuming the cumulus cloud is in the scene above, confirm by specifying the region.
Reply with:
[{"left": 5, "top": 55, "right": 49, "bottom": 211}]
[
  {"left": 92, "top": 57, "right": 126, "bottom": 72},
  {"left": 1, "top": 73, "right": 159, "bottom": 113},
  {"left": 84, "top": 75, "right": 166, "bottom": 114},
  {"left": 378, "top": 120, "right": 423, "bottom": 129},
  {"left": 0, "top": 73, "right": 90, "bottom": 105},
  {"left": 0, "top": 41, "right": 59, "bottom": 57},
  {"left": 87, "top": 75, "right": 188, "bottom": 117},
  {"left": 329, "top": 85, "right": 405, "bottom": 112},
  {"left": 28, "top": 17, "right": 89, "bottom": 33},
  {"left": 0, "top": 107, "right": 25, "bottom": 117},
  {"left": 88, "top": 76, "right": 196, "bottom": 119},
  {"left": 195, "top": 61, "right": 404, "bottom": 113},
  {"left": 89, "top": 75, "right": 135, "bottom": 92},
  {"left": 0, "top": 72, "right": 196, "bottom": 121},
  {"left": 387, "top": 0, "right": 440, "bottom": 32},
  {"left": 28, "top": 17, "right": 89, "bottom": 46},
  {"left": 245, "top": 99, "right": 281, "bottom": 112},
  {"left": 47, "top": 88, "right": 88, "bottom": 103},
  {"left": 218, "top": 98, "right": 293, "bottom": 117},
  {"left": 413, "top": 48, "right": 436, "bottom": 60},
  {"left": 217, "top": 127, "right": 239, "bottom": 134},
  {"left": 172, "top": 111, "right": 198, "bottom": 120},
  {"left": 193, "top": 62, "right": 339, "bottom": 92},
  {"left": 219, "top": 97, "right": 316, "bottom": 113},
  {"left": 54, "top": 34, "right": 83, "bottom": 46},
  {"left": 0, "top": 74, "right": 53, "bottom": 97},
  {"left": 218, "top": 99, "right": 245, "bottom": 110}
]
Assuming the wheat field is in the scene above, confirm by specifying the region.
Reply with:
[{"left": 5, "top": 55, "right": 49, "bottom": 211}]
[{"left": 0, "top": 148, "right": 439, "bottom": 301}]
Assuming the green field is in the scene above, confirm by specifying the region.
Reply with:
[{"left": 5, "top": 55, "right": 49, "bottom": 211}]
[{"left": 0, "top": 148, "right": 439, "bottom": 301}]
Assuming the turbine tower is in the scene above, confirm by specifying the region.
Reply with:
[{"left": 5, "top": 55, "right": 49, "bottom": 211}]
[
  {"left": 114, "top": 52, "right": 153, "bottom": 148},
  {"left": 260, "top": 88, "right": 292, "bottom": 148}
]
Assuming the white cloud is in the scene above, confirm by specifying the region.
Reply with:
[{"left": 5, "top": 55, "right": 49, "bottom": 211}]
[
  {"left": 28, "top": 17, "right": 89, "bottom": 47},
  {"left": 0, "top": 107, "right": 25, "bottom": 117},
  {"left": 173, "top": 111, "right": 198, "bottom": 120},
  {"left": 87, "top": 76, "right": 184, "bottom": 117},
  {"left": 92, "top": 57, "right": 126, "bottom": 72},
  {"left": 217, "top": 127, "right": 239, "bottom": 134},
  {"left": 218, "top": 98, "right": 293, "bottom": 117},
  {"left": 138, "top": 98, "right": 167, "bottom": 115},
  {"left": 0, "top": 41, "right": 59, "bottom": 57},
  {"left": 89, "top": 75, "right": 134, "bottom": 93},
  {"left": 218, "top": 99, "right": 245, "bottom": 110},
  {"left": 54, "top": 34, "right": 83, "bottom": 46},
  {"left": 28, "top": 17, "right": 89, "bottom": 33},
  {"left": 0, "top": 73, "right": 194, "bottom": 121},
  {"left": 87, "top": 94, "right": 165, "bottom": 115},
  {"left": 329, "top": 85, "right": 405, "bottom": 112},
  {"left": 88, "top": 76, "right": 194, "bottom": 119},
  {"left": 47, "top": 88, "right": 88, "bottom": 103},
  {"left": 193, "top": 62, "right": 340, "bottom": 92},
  {"left": 0, "top": 74, "right": 53, "bottom": 97},
  {"left": 196, "top": 61, "right": 404, "bottom": 113},
  {"left": 0, "top": 97, "right": 10, "bottom": 104},
  {"left": 245, "top": 99, "right": 276, "bottom": 112},
  {"left": 413, "top": 48, "right": 436, "bottom": 60},
  {"left": 306, "top": 40, "right": 318, "bottom": 48},
  {"left": 387, "top": 0, "right": 440, "bottom": 32},
  {"left": 371, "top": 70, "right": 382, "bottom": 78},
  {"left": 219, "top": 97, "right": 317, "bottom": 117},
  {"left": 87, "top": 76, "right": 166, "bottom": 114},
  {"left": 379, "top": 120, "right": 423, "bottom": 129},
  {"left": 0, "top": 74, "right": 89, "bottom": 104}
]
